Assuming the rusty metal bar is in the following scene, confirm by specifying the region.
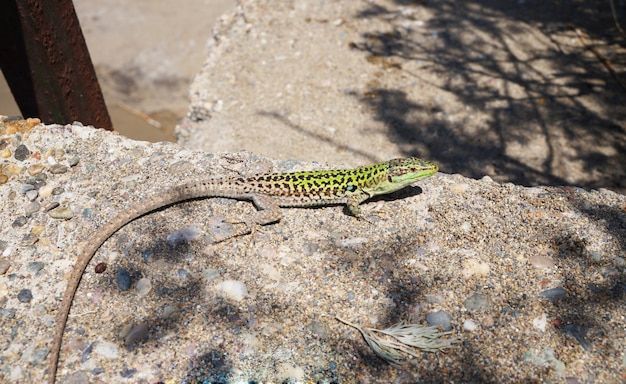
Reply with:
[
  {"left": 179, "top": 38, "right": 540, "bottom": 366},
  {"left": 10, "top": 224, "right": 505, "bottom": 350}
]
[{"left": 0, "top": 0, "right": 113, "bottom": 130}]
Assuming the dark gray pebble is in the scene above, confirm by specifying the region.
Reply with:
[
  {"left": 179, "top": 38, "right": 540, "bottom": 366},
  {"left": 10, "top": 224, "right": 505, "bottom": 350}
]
[
  {"left": 0, "top": 308, "right": 16, "bottom": 318},
  {"left": 20, "top": 232, "right": 38, "bottom": 246},
  {"left": 30, "top": 348, "right": 49, "bottom": 365},
  {"left": 539, "top": 287, "right": 567, "bottom": 300},
  {"left": 116, "top": 269, "right": 132, "bottom": 291},
  {"left": 14, "top": 144, "right": 30, "bottom": 161},
  {"left": 25, "top": 202, "right": 41, "bottom": 216},
  {"left": 125, "top": 323, "right": 149, "bottom": 345},
  {"left": 563, "top": 324, "right": 591, "bottom": 351},
  {"left": 17, "top": 289, "right": 33, "bottom": 303},
  {"left": 120, "top": 368, "right": 137, "bottom": 378},
  {"left": 177, "top": 269, "right": 192, "bottom": 281},
  {"left": 27, "top": 261, "right": 45, "bottom": 274},
  {"left": 587, "top": 283, "right": 602, "bottom": 294},
  {"left": 44, "top": 202, "right": 60, "bottom": 212},
  {"left": 12, "top": 216, "right": 28, "bottom": 228},
  {"left": 142, "top": 249, "right": 154, "bottom": 263},
  {"left": 426, "top": 310, "right": 452, "bottom": 331},
  {"left": 20, "top": 184, "right": 35, "bottom": 194},
  {"left": 81, "top": 342, "right": 94, "bottom": 363},
  {"left": 613, "top": 283, "right": 626, "bottom": 295}
]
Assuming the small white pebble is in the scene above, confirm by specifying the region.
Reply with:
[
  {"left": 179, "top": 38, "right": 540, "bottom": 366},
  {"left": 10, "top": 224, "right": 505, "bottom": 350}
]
[
  {"left": 461, "top": 259, "right": 490, "bottom": 278},
  {"left": 529, "top": 255, "right": 555, "bottom": 269},
  {"left": 120, "top": 173, "right": 143, "bottom": 183},
  {"left": 451, "top": 183, "right": 470, "bottom": 193},
  {"left": 48, "top": 207, "right": 73, "bottom": 219},
  {"left": 278, "top": 363, "right": 305, "bottom": 381},
  {"left": 9, "top": 366, "right": 23, "bottom": 381},
  {"left": 338, "top": 237, "right": 368, "bottom": 247},
  {"left": 262, "top": 264, "right": 281, "bottom": 281},
  {"left": 460, "top": 222, "right": 472, "bottom": 232},
  {"left": 94, "top": 341, "right": 118, "bottom": 359},
  {"left": 25, "top": 190, "right": 38, "bottom": 201},
  {"left": 162, "top": 305, "right": 178, "bottom": 319},
  {"left": 532, "top": 313, "right": 547, "bottom": 332},
  {"left": 38, "top": 184, "right": 55, "bottom": 198},
  {"left": 136, "top": 278, "right": 152, "bottom": 297},
  {"left": 215, "top": 280, "right": 247, "bottom": 301},
  {"left": 463, "top": 319, "right": 478, "bottom": 331}
]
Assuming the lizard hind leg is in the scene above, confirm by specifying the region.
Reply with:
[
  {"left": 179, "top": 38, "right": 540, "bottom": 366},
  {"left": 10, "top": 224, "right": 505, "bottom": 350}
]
[
  {"left": 249, "top": 193, "right": 283, "bottom": 225},
  {"left": 210, "top": 193, "right": 282, "bottom": 243}
]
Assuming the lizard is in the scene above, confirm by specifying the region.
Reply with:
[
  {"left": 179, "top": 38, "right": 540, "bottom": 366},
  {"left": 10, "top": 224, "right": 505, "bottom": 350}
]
[{"left": 47, "top": 157, "right": 438, "bottom": 383}]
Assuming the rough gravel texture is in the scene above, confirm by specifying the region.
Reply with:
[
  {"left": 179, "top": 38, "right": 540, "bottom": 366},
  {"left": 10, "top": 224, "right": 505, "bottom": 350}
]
[{"left": 1, "top": 120, "right": 625, "bottom": 383}]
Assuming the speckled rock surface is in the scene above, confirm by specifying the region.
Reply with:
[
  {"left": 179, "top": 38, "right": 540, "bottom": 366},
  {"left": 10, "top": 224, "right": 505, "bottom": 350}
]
[{"left": 1, "top": 120, "right": 625, "bottom": 382}]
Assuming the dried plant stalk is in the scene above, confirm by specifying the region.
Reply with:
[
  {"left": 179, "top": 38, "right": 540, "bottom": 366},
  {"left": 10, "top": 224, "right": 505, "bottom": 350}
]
[{"left": 337, "top": 317, "right": 458, "bottom": 365}]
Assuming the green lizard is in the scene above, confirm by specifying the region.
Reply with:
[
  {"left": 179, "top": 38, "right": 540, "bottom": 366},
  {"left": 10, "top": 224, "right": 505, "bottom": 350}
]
[{"left": 48, "top": 157, "right": 438, "bottom": 383}]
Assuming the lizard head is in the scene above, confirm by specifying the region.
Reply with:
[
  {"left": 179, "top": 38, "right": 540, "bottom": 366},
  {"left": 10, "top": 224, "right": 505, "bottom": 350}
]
[{"left": 365, "top": 157, "right": 438, "bottom": 196}]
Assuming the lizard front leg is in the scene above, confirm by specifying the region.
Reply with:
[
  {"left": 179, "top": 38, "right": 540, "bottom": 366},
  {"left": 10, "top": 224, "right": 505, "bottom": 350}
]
[{"left": 346, "top": 190, "right": 371, "bottom": 218}]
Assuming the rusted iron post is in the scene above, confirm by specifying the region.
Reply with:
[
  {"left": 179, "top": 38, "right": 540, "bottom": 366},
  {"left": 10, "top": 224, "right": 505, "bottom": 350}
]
[{"left": 0, "top": 0, "right": 113, "bottom": 130}]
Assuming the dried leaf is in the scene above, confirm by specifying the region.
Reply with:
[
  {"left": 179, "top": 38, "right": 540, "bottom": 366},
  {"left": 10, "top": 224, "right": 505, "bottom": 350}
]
[{"left": 337, "top": 317, "right": 458, "bottom": 365}]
